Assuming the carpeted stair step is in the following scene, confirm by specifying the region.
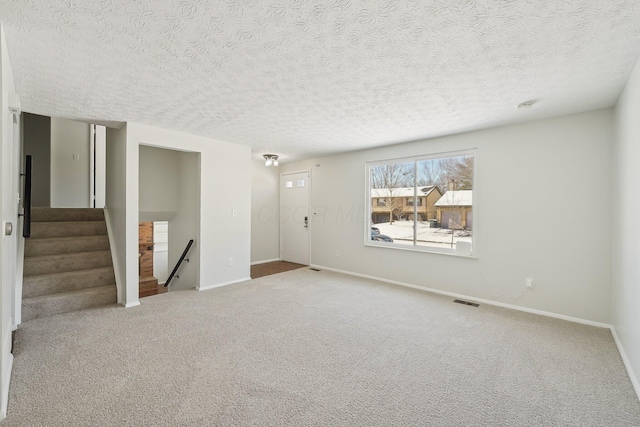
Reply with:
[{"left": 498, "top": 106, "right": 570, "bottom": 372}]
[
  {"left": 25, "top": 235, "right": 110, "bottom": 257},
  {"left": 22, "top": 267, "right": 116, "bottom": 299},
  {"left": 23, "top": 250, "right": 112, "bottom": 277},
  {"left": 21, "top": 285, "right": 117, "bottom": 322},
  {"left": 30, "top": 221, "right": 107, "bottom": 239},
  {"left": 31, "top": 208, "right": 104, "bottom": 222}
]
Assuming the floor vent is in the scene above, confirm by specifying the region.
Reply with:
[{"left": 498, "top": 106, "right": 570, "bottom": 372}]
[
  {"left": 453, "top": 299, "right": 479, "bottom": 307},
  {"left": 309, "top": 268, "right": 321, "bottom": 271}
]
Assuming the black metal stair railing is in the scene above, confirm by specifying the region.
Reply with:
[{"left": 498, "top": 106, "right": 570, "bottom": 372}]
[
  {"left": 164, "top": 239, "right": 194, "bottom": 287},
  {"left": 21, "top": 155, "right": 32, "bottom": 238}
]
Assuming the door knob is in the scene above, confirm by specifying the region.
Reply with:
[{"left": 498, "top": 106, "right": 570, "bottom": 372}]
[{"left": 4, "top": 222, "right": 12, "bottom": 236}]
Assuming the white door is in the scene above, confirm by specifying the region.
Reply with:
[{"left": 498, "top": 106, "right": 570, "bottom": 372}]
[
  {"left": 89, "top": 124, "right": 106, "bottom": 208},
  {"left": 280, "top": 171, "right": 310, "bottom": 265}
]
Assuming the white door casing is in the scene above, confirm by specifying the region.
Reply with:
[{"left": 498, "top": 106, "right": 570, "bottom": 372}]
[{"left": 280, "top": 171, "right": 310, "bottom": 265}]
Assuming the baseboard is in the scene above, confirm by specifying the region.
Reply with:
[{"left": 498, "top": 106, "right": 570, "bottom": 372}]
[
  {"left": 0, "top": 323, "right": 13, "bottom": 421},
  {"left": 311, "top": 264, "right": 611, "bottom": 329},
  {"left": 0, "top": 352, "right": 13, "bottom": 421},
  {"left": 198, "top": 277, "right": 251, "bottom": 292},
  {"left": 250, "top": 258, "right": 280, "bottom": 266},
  {"left": 610, "top": 326, "right": 640, "bottom": 401},
  {"left": 124, "top": 301, "right": 140, "bottom": 308}
]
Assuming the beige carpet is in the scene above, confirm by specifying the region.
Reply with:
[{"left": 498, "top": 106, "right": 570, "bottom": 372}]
[{"left": 5, "top": 268, "right": 640, "bottom": 426}]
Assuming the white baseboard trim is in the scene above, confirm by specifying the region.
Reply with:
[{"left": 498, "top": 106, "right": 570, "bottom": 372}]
[
  {"left": 198, "top": 277, "right": 251, "bottom": 292},
  {"left": 610, "top": 326, "right": 640, "bottom": 401},
  {"left": 124, "top": 301, "right": 141, "bottom": 308},
  {"left": 311, "top": 264, "right": 611, "bottom": 329},
  {"left": 0, "top": 352, "right": 13, "bottom": 421},
  {"left": 250, "top": 258, "right": 280, "bottom": 266}
]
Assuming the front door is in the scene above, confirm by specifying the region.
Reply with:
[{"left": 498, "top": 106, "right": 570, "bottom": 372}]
[{"left": 280, "top": 171, "right": 310, "bottom": 265}]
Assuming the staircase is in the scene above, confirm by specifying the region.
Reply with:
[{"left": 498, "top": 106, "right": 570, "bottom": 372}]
[{"left": 22, "top": 208, "right": 118, "bottom": 322}]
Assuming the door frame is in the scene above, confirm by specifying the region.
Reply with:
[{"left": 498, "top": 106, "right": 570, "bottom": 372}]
[{"left": 279, "top": 169, "right": 311, "bottom": 265}]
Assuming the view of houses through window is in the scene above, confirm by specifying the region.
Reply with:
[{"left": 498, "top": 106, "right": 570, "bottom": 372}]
[{"left": 368, "top": 152, "right": 474, "bottom": 253}]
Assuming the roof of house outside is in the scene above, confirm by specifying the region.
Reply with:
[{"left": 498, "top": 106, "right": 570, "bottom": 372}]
[
  {"left": 371, "top": 186, "right": 439, "bottom": 198},
  {"left": 434, "top": 190, "right": 473, "bottom": 207}
]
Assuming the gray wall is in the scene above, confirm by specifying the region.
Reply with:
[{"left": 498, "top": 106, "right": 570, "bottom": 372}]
[
  {"left": 22, "top": 113, "right": 50, "bottom": 207},
  {"left": 251, "top": 159, "right": 280, "bottom": 263},
  {"left": 281, "top": 109, "right": 613, "bottom": 324},
  {"left": 50, "top": 117, "right": 90, "bottom": 207},
  {"left": 612, "top": 55, "right": 640, "bottom": 396}
]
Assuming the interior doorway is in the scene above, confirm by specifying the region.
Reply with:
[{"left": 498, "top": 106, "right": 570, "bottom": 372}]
[
  {"left": 138, "top": 145, "right": 200, "bottom": 293},
  {"left": 280, "top": 171, "right": 310, "bottom": 265}
]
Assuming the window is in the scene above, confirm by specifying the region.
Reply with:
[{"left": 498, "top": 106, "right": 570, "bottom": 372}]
[{"left": 367, "top": 151, "right": 475, "bottom": 256}]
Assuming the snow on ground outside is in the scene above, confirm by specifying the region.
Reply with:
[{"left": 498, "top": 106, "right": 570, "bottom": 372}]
[{"left": 373, "top": 220, "right": 472, "bottom": 248}]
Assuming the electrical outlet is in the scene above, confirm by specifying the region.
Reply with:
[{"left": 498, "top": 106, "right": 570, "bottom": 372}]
[
  {"left": 525, "top": 277, "right": 534, "bottom": 289},
  {"left": 228, "top": 258, "right": 233, "bottom": 267},
  {"left": 335, "top": 250, "right": 340, "bottom": 257},
  {"left": 72, "top": 153, "right": 80, "bottom": 160},
  {"left": 232, "top": 210, "right": 237, "bottom": 218}
]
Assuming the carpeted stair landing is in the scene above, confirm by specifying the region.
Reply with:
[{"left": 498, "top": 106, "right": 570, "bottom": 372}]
[{"left": 22, "top": 208, "right": 117, "bottom": 322}]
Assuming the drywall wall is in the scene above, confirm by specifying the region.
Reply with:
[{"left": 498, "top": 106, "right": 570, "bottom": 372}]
[
  {"left": 122, "top": 123, "right": 250, "bottom": 306},
  {"left": 281, "top": 109, "right": 613, "bottom": 324},
  {"left": 153, "top": 221, "right": 169, "bottom": 283},
  {"left": 251, "top": 159, "right": 280, "bottom": 263},
  {"left": 139, "top": 145, "right": 180, "bottom": 221},
  {"left": 167, "top": 151, "right": 199, "bottom": 290},
  {"left": 612, "top": 57, "right": 640, "bottom": 395},
  {"left": 50, "top": 117, "right": 90, "bottom": 207},
  {"left": 0, "top": 23, "right": 17, "bottom": 420},
  {"left": 22, "top": 113, "right": 50, "bottom": 207},
  {"left": 105, "top": 125, "right": 128, "bottom": 305}
]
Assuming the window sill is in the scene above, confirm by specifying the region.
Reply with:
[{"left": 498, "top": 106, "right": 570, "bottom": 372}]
[{"left": 364, "top": 241, "right": 477, "bottom": 259}]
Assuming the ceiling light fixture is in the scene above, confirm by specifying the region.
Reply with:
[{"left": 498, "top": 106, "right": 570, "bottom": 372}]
[{"left": 263, "top": 154, "right": 279, "bottom": 167}]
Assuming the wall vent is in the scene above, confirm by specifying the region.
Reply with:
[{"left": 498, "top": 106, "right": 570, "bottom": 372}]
[{"left": 453, "top": 299, "right": 479, "bottom": 307}]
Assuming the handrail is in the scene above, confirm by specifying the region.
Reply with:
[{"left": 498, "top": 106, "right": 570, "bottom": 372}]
[
  {"left": 164, "top": 239, "right": 194, "bottom": 287},
  {"left": 22, "top": 155, "right": 32, "bottom": 238}
]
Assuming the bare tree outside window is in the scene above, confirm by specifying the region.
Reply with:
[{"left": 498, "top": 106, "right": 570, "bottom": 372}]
[{"left": 370, "top": 162, "right": 413, "bottom": 225}]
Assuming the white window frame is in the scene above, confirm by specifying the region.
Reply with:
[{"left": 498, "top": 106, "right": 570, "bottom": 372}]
[{"left": 365, "top": 149, "right": 477, "bottom": 257}]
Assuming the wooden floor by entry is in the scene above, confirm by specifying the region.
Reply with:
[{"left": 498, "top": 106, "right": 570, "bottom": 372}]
[{"left": 250, "top": 261, "right": 306, "bottom": 279}]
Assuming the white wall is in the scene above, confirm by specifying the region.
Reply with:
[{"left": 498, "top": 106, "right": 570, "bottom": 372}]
[
  {"left": 105, "top": 125, "right": 128, "bottom": 305},
  {"left": 0, "top": 23, "right": 17, "bottom": 420},
  {"left": 251, "top": 159, "right": 280, "bottom": 263},
  {"left": 167, "top": 151, "right": 199, "bottom": 290},
  {"left": 153, "top": 221, "right": 168, "bottom": 284},
  {"left": 281, "top": 109, "right": 613, "bottom": 324},
  {"left": 139, "top": 145, "right": 180, "bottom": 221},
  {"left": 612, "top": 57, "right": 640, "bottom": 396},
  {"left": 50, "top": 117, "right": 90, "bottom": 207},
  {"left": 120, "top": 123, "right": 250, "bottom": 306},
  {"left": 22, "top": 113, "right": 50, "bottom": 207}
]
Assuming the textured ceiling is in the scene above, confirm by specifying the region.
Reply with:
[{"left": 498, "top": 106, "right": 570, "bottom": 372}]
[{"left": 2, "top": 1, "right": 640, "bottom": 162}]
